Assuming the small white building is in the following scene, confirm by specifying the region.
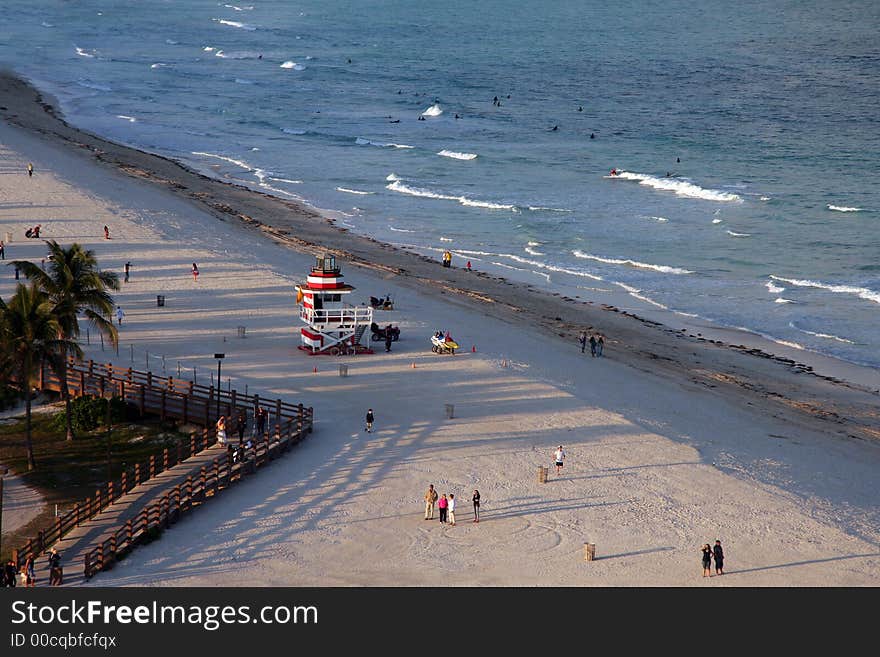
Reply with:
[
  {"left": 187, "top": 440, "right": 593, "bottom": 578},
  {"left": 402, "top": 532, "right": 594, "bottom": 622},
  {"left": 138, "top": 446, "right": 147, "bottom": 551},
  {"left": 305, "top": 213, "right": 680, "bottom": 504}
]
[{"left": 296, "top": 254, "right": 373, "bottom": 355}]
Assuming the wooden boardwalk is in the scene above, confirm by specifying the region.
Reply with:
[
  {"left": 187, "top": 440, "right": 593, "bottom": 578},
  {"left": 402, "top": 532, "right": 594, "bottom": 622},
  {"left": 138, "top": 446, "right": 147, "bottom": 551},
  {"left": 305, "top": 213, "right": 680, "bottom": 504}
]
[{"left": 12, "top": 358, "right": 313, "bottom": 584}]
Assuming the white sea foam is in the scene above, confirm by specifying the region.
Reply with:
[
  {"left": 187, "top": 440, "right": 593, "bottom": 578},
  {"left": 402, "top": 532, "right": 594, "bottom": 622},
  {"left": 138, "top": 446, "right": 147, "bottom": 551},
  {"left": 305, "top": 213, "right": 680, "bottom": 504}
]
[
  {"left": 774, "top": 298, "right": 796, "bottom": 304},
  {"left": 614, "top": 282, "right": 669, "bottom": 309},
  {"left": 421, "top": 103, "right": 443, "bottom": 117},
  {"left": 214, "top": 18, "right": 255, "bottom": 30},
  {"left": 75, "top": 47, "right": 96, "bottom": 58},
  {"left": 388, "top": 226, "right": 415, "bottom": 233},
  {"left": 386, "top": 180, "right": 517, "bottom": 211},
  {"left": 439, "top": 237, "right": 453, "bottom": 242},
  {"left": 234, "top": 78, "right": 255, "bottom": 84},
  {"left": 712, "top": 218, "right": 722, "bottom": 224},
  {"left": 788, "top": 324, "right": 855, "bottom": 345},
  {"left": 282, "top": 128, "right": 307, "bottom": 135},
  {"left": 216, "top": 50, "right": 260, "bottom": 59},
  {"left": 524, "top": 246, "right": 544, "bottom": 256},
  {"left": 203, "top": 47, "right": 215, "bottom": 52},
  {"left": 41, "top": 21, "right": 53, "bottom": 27},
  {"left": 646, "top": 215, "right": 668, "bottom": 222},
  {"left": 438, "top": 150, "right": 477, "bottom": 160},
  {"left": 336, "top": 187, "right": 374, "bottom": 195},
  {"left": 224, "top": 4, "right": 254, "bottom": 10},
  {"left": 356, "top": 137, "right": 413, "bottom": 149},
  {"left": 151, "top": 63, "right": 167, "bottom": 69},
  {"left": 765, "top": 281, "right": 785, "bottom": 294},
  {"left": 527, "top": 241, "right": 541, "bottom": 247},
  {"left": 828, "top": 205, "right": 862, "bottom": 212},
  {"left": 280, "top": 61, "right": 306, "bottom": 70},
  {"left": 386, "top": 173, "right": 400, "bottom": 182},
  {"left": 501, "top": 254, "right": 604, "bottom": 281},
  {"left": 116, "top": 115, "right": 136, "bottom": 123},
  {"left": 268, "top": 177, "right": 302, "bottom": 184},
  {"left": 528, "top": 206, "right": 573, "bottom": 213},
  {"left": 770, "top": 275, "right": 880, "bottom": 305},
  {"left": 165, "top": 39, "right": 178, "bottom": 45},
  {"left": 726, "top": 230, "right": 751, "bottom": 237},
  {"left": 76, "top": 80, "right": 111, "bottom": 92},
  {"left": 572, "top": 250, "right": 693, "bottom": 275},
  {"left": 612, "top": 170, "right": 743, "bottom": 202},
  {"left": 760, "top": 196, "right": 771, "bottom": 201}
]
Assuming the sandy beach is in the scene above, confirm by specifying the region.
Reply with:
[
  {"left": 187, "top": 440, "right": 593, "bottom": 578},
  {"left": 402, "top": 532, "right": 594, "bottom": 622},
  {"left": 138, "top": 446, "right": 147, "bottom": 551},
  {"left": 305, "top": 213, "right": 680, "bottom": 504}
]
[{"left": 1, "top": 71, "right": 879, "bottom": 586}]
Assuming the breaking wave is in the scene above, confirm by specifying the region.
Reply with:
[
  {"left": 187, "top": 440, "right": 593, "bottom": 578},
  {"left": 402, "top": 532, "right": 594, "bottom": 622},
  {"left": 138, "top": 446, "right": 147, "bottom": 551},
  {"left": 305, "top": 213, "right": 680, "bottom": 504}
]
[
  {"left": 438, "top": 150, "right": 477, "bottom": 160},
  {"left": 336, "top": 187, "right": 374, "bottom": 195},
  {"left": 789, "top": 324, "right": 855, "bottom": 345},
  {"left": 213, "top": 18, "right": 256, "bottom": 30},
  {"left": 386, "top": 180, "right": 517, "bottom": 211},
  {"left": 280, "top": 61, "right": 306, "bottom": 70},
  {"left": 770, "top": 275, "right": 880, "bottom": 305},
  {"left": 610, "top": 170, "right": 743, "bottom": 202},
  {"left": 765, "top": 281, "right": 785, "bottom": 294},
  {"left": 828, "top": 205, "right": 862, "bottom": 212},
  {"left": 572, "top": 251, "right": 693, "bottom": 274},
  {"left": 726, "top": 230, "right": 751, "bottom": 237},
  {"left": 356, "top": 137, "right": 413, "bottom": 149},
  {"left": 421, "top": 103, "right": 443, "bottom": 117}
]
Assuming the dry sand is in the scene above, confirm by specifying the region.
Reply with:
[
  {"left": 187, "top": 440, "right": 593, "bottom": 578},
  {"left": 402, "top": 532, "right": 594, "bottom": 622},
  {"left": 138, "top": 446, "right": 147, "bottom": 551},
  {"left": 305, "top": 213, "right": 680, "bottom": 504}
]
[{"left": 1, "top": 72, "right": 879, "bottom": 586}]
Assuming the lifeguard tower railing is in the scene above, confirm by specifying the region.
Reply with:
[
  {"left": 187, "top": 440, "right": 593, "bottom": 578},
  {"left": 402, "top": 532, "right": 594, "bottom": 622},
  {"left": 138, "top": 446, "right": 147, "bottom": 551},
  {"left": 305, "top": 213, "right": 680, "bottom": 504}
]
[{"left": 300, "top": 305, "right": 373, "bottom": 328}]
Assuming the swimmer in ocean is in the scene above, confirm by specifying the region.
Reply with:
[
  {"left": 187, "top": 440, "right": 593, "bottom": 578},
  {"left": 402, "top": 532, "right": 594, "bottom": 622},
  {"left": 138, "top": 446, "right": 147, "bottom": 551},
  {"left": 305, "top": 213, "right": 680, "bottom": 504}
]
[{"left": 551, "top": 125, "right": 558, "bottom": 131}]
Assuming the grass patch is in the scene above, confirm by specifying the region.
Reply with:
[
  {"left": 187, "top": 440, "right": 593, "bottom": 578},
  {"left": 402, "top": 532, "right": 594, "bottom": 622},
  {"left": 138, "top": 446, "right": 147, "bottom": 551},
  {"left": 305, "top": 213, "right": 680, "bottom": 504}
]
[{"left": 0, "top": 401, "right": 190, "bottom": 561}]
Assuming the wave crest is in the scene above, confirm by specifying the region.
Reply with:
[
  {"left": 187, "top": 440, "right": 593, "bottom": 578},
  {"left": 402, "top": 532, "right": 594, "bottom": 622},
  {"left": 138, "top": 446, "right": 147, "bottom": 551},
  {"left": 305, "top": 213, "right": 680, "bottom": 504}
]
[
  {"left": 611, "top": 170, "right": 743, "bottom": 202},
  {"left": 770, "top": 275, "right": 880, "bottom": 305},
  {"left": 572, "top": 250, "right": 693, "bottom": 274}
]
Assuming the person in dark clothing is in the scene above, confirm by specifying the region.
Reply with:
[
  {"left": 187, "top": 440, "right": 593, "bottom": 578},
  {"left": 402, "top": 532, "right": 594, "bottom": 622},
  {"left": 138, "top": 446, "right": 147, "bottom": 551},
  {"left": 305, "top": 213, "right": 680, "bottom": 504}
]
[
  {"left": 578, "top": 331, "right": 587, "bottom": 354},
  {"left": 365, "top": 408, "right": 374, "bottom": 433},
  {"left": 472, "top": 489, "right": 481, "bottom": 523},
  {"left": 124, "top": 261, "right": 131, "bottom": 282},
  {"left": 385, "top": 331, "right": 393, "bottom": 352},
  {"left": 48, "top": 549, "right": 63, "bottom": 585},
  {"left": 588, "top": 334, "right": 597, "bottom": 357},
  {"left": 596, "top": 334, "right": 605, "bottom": 357},
  {"left": 4, "top": 559, "right": 17, "bottom": 587},
  {"left": 713, "top": 540, "right": 724, "bottom": 575},
  {"left": 701, "top": 544, "right": 712, "bottom": 577}
]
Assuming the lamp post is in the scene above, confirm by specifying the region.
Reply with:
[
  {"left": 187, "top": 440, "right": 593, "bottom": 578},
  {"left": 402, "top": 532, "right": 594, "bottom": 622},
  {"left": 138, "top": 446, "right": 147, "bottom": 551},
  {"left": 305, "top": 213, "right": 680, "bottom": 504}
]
[
  {"left": 214, "top": 353, "right": 225, "bottom": 419},
  {"left": 0, "top": 466, "right": 9, "bottom": 560}
]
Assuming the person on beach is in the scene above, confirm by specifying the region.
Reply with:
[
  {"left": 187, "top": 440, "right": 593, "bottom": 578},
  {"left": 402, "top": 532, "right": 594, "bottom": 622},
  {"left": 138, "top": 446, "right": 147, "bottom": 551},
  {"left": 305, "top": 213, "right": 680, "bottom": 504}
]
[
  {"left": 365, "top": 408, "right": 374, "bottom": 433},
  {"left": 701, "top": 544, "right": 712, "bottom": 577},
  {"left": 4, "top": 559, "right": 16, "bottom": 587},
  {"left": 48, "top": 548, "right": 63, "bottom": 586},
  {"left": 578, "top": 331, "right": 587, "bottom": 354},
  {"left": 385, "top": 328, "right": 393, "bottom": 353},
  {"left": 115, "top": 305, "right": 125, "bottom": 326},
  {"left": 589, "top": 334, "right": 597, "bottom": 357},
  {"left": 237, "top": 409, "right": 247, "bottom": 445},
  {"left": 24, "top": 554, "right": 35, "bottom": 587},
  {"left": 438, "top": 494, "right": 448, "bottom": 523},
  {"left": 27, "top": 162, "right": 33, "bottom": 177},
  {"left": 103, "top": 225, "right": 110, "bottom": 240},
  {"left": 472, "top": 489, "right": 481, "bottom": 522},
  {"left": 442, "top": 250, "right": 452, "bottom": 268},
  {"left": 466, "top": 260, "right": 472, "bottom": 271},
  {"left": 425, "top": 484, "right": 439, "bottom": 520},
  {"left": 124, "top": 261, "right": 131, "bottom": 282},
  {"left": 554, "top": 445, "right": 565, "bottom": 475},
  {"left": 216, "top": 415, "right": 227, "bottom": 445},
  {"left": 713, "top": 540, "right": 725, "bottom": 575},
  {"left": 448, "top": 493, "right": 456, "bottom": 526},
  {"left": 192, "top": 262, "right": 199, "bottom": 281},
  {"left": 0, "top": 240, "right": 5, "bottom": 260},
  {"left": 596, "top": 334, "right": 605, "bottom": 357}
]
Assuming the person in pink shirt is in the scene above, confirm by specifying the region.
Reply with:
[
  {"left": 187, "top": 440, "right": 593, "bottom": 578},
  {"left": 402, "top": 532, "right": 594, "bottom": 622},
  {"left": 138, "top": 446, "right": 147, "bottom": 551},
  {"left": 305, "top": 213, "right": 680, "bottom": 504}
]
[{"left": 438, "top": 493, "right": 449, "bottom": 524}]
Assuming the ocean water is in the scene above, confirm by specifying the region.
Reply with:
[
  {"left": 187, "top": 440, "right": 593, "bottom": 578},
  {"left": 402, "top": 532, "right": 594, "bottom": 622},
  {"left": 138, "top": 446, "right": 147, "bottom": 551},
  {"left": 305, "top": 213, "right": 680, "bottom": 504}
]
[{"left": 2, "top": 0, "right": 878, "bottom": 367}]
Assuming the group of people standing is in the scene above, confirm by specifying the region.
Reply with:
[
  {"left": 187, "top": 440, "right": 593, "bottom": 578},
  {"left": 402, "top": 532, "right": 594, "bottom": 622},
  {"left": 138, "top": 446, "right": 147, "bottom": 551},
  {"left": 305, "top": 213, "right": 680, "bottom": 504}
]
[
  {"left": 578, "top": 331, "right": 605, "bottom": 357},
  {"left": 424, "top": 484, "right": 481, "bottom": 525},
  {"left": 441, "top": 250, "right": 452, "bottom": 268},
  {"left": 3, "top": 550, "right": 58, "bottom": 587},
  {"left": 701, "top": 540, "right": 725, "bottom": 577}
]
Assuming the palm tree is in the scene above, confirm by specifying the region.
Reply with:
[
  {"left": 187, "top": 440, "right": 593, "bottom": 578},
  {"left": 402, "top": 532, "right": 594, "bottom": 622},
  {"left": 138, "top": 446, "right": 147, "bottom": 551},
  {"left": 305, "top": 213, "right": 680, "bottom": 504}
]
[
  {"left": 11, "top": 241, "right": 119, "bottom": 441},
  {"left": 0, "top": 283, "right": 75, "bottom": 470}
]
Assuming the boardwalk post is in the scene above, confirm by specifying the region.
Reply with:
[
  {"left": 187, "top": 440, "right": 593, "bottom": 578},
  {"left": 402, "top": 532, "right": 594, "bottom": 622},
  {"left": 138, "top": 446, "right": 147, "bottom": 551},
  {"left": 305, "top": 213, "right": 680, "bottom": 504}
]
[
  {"left": 189, "top": 433, "right": 196, "bottom": 458},
  {"left": 79, "top": 370, "right": 85, "bottom": 397},
  {"left": 163, "top": 448, "right": 169, "bottom": 471},
  {"left": 107, "top": 481, "right": 114, "bottom": 502},
  {"left": 183, "top": 394, "right": 189, "bottom": 424},
  {"left": 99, "top": 375, "right": 105, "bottom": 398},
  {"left": 199, "top": 467, "right": 207, "bottom": 501},
  {"left": 177, "top": 439, "right": 183, "bottom": 465},
  {"left": 149, "top": 455, "right": 156, "bottom": 478},
  {"left": 161, "top": 389, "right": 167, "bottom": 421},
  {"left": 276, "top": 399, "right": 282, "bottom": 423},
  {"left": 297, "top": 403, "right": 304, "bottom": 436},
  {"left": 126, "top": 520, "right": 133, "bottom": 544},
  {"left": 55, "top": 515, "right": 62, "bottom": 540},
  {"left": 135, "top": 463, "right": 141, "bottom": 485},
  {"left": 121, "top": 471, "right": 127, "bottom": 493},
  {"left": 74, "top": 503, "right": 81, "bottom": 527}
]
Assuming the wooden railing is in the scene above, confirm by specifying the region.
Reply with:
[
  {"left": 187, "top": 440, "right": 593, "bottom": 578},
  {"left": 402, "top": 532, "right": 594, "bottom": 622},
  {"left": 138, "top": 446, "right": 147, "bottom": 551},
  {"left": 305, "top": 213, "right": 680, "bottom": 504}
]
[
  {"left": 11, "top": 358, "right": 313, "bottom": 575},
  {"left": 83, "top": 415, "right": 308, "bottom": 579}
]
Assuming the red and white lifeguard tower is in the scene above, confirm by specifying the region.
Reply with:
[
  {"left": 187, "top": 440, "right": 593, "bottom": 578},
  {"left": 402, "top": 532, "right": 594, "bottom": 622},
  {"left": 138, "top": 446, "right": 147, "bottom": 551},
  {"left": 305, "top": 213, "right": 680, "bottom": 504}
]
[{"left": 296, "top": 254, "right": 373, "bottom": 355}]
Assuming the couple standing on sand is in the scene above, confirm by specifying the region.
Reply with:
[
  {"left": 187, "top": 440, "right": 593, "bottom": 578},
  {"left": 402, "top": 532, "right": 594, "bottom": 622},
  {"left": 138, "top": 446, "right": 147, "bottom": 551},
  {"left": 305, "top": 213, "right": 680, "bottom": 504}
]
[
  {"left": 701, "top": 540, "right": 725, "bottom": 577},
  {"left": 424, "top": 484, "right": 481, "bottom": 524},
  {"left": 578, "top": 331, "right": 605, "bottom": 357}
]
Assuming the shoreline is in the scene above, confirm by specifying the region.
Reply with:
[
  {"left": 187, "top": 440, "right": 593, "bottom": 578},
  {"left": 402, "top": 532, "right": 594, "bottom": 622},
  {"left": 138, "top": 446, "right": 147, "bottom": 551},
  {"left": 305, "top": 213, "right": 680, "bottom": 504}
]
[{"left": 1, "top": 69, "right": 878, "bottom": 446}]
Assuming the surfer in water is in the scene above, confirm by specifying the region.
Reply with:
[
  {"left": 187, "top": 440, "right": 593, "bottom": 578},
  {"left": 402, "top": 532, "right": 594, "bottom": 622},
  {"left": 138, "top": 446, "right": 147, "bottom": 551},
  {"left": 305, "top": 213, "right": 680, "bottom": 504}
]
[
  {"left": 610, "top": 168, "right": 619, "bottom": 176},
  {"left": 551, "top": 125, "right": 558, "bottom": 131}
]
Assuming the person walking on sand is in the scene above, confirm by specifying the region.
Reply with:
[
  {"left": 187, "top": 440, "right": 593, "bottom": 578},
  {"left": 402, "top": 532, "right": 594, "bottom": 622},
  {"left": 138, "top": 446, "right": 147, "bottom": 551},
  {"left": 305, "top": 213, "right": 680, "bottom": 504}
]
[
  {"left": 192, "top": 262, "right": 199, "bottom": 282},
  {"left": 713, "top": 540, "right": 725, "bottom": 575},
  {"left": 24, "top": 554, "right": 35, "bottom": 587},
  {"left": 115, "top": 305, "right": 125, "bottom": 326},
  {"left": 216, "top": 415, "right": 227, "bottom": 445},
  {"left": 124, "top": 261, "right": 131, "bottom": 283},
  {"left": 588, "top": 334, "right": 597, "bottom": 357},
  {"left": 596, "top": 334, "right": 605, "bottom": 357},
  {"left": 472, "top": 489, "right": 481, "bottom": 522},
  {"left": 27, "top": 162, "right": 34, "bottom": 177},
  {"left": 48, "top": 549, "right": 62, "bottom": 586},
  {"left": 438, "top": 494, "right": 448, "bottom": 524},
  {"left": 554, "top": 445, "right": 566, "bottom": 475},
  {"left": 424, "top": 484, "right": 439, "bottom": 519},
  {"left": 701, "top": 543, "right": 712, "bottom": 578},
  {"left": 385, "top": 329, "right": 393, "bottom": 353},
  {"left": 0, "top": 240, "right": 5, "bottom": 260},
  {"left": 103, "top": 225, "right": 110, "bottom": 240},
  {"left": 466, "top": 260, "right": 472, "bottom": 271},
  {"left": 448, "top": 493, "right": 456, "bottom": 526},
  {"left": 578, "top": 331, "right": 587, "bottom": 354},
  {"left": 365, "top": 408, "right": 374, "bottom": 433}
]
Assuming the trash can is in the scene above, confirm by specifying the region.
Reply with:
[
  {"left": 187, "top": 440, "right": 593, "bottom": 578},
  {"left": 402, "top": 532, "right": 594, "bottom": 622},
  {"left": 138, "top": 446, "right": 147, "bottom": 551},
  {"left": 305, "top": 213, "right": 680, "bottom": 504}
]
[
  {"left": 157, "top": 295, "right": 165, "bottom": 307},
  {"left": 584, "top": 543, "right": 596, "bottom": 561},
  {"left": 445, "top": 403, "right": 454, "bottom": 419},
  {"left": 338, "top": 364, "right": 348, "bottom": 377},
  {"left": 237, "top": 326, "right": 246, "bottom": 338},
  {"left": 537, "top": 466, "right": 548, "bottom": 483}
]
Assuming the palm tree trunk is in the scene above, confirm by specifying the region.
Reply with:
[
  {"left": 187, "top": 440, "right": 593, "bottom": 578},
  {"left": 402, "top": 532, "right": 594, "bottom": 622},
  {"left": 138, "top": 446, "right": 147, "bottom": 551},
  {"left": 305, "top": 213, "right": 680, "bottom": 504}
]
[
  {"left": 60, "top": 358, "right": 75, "bottom": 441},
  {"left": 23, "top": 355, "right": 36, "bottom": 471}
]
